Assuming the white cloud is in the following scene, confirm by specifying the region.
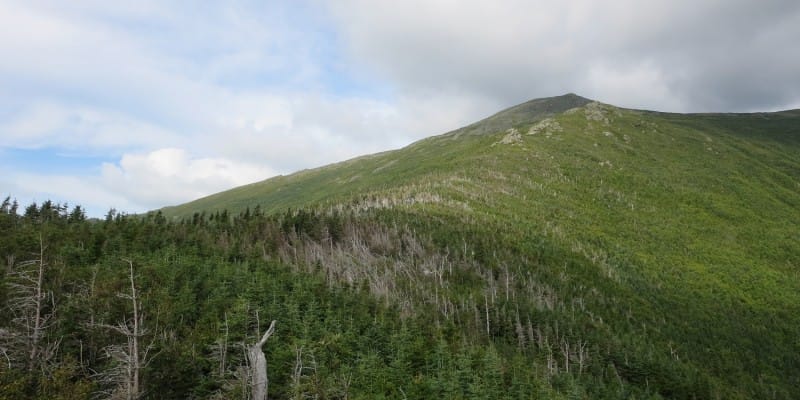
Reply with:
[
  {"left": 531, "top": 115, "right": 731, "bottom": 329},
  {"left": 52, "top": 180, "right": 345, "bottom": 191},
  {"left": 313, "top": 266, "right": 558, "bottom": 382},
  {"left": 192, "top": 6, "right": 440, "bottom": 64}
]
[
  {"left": 1, "top": 102, "right": 181, "bottom": 151},
  {"left": 1, "top": 147, "right": 277, "bottom": 216},
  {"left": 1, "top": 145, "right": 281, "bottom": 217},
  {"left": 583, "top": 62, "right": 685, "bottom": 112},
  {"left": 100, "top": 148, "right": 276, "bottom": 209}
]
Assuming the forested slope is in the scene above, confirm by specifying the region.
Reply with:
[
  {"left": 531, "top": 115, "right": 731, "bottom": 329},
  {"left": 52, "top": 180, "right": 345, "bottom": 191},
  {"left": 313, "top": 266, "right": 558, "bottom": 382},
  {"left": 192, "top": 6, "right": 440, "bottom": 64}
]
[{"left": 3, "top": 95, "right": 800, "bottom": 398}]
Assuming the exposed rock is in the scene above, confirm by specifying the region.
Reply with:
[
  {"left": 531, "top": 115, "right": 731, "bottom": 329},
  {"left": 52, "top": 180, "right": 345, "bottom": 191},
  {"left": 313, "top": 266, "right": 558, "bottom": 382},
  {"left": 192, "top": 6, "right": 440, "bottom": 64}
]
[
  {"left": 598, "top": 160, "right": 613, "bottom": 168},
  {"left": 528, "top": 118, "right": 563, "bottom": 136},
  {"left": 493, "top": 128, "right": 523, "bottom": 146},
  {"left": 584, "top": 102, "right": 621, "bottom": 125}
]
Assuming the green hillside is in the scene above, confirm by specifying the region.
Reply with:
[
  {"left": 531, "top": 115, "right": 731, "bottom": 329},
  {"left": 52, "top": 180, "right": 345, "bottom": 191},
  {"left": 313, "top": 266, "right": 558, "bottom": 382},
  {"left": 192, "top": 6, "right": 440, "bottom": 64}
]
[
  {"left": 161, "top": 93, "right": 595, "bottom": 217},
  {"left": 159, "top": 94, "right": 800, "bottom": 397},
  {"left": 3, "top": 94, "right": 799, "bottom": 399}
]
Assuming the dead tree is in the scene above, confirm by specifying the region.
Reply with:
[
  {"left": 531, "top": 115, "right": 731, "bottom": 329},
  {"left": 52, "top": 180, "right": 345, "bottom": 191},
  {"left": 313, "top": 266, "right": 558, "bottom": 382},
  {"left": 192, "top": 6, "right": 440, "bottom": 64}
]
[
  {"left": 1, "top": 234, "right": 58, "bottom": 372},
  {"left": 247, "top": 320, "right": 276, "bottom": 400},
  {"left": 95, "top": 259, "right": 155, "bottom": 400},
  {"left": 209, "top": 312, "right": 230, "bottom": 377}
]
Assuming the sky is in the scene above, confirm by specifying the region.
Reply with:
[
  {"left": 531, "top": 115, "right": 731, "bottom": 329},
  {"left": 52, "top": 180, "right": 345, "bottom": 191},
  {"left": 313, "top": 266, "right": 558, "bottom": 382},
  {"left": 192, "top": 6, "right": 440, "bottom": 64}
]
[{"left": 2, "top": 0, "right": 799, "bottom": 217}]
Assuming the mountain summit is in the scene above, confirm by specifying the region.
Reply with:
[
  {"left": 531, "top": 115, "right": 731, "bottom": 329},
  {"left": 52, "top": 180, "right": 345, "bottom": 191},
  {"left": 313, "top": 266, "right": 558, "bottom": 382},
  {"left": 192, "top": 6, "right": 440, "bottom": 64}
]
[{"left": 446, "top": 93, "right": 593, "bottom": 137}]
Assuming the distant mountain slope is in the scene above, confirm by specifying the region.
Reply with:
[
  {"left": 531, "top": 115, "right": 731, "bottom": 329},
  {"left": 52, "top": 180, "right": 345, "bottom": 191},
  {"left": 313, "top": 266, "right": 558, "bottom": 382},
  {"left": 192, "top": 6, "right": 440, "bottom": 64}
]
[
  {"left": 160, "top": 93, "right": 591, "bottom": 217},
  {"left": 158, "top": 95, "right": 800, "bottom": 398},
  {"left": 160, "top": 94, "right": 799, "bottom": 221}
]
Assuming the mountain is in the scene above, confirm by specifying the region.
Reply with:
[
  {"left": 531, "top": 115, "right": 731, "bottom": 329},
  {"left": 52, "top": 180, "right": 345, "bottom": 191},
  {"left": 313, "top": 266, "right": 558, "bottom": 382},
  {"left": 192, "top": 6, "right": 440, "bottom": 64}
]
[
  {"left": 161, "top": 93, "right": 593, "bottom": 217},
  {"left": 155, "top": 94, "right": 800, "bottom": 398},
  {"left": 162, "top": 93, "right": 800, "bottom": 221}
]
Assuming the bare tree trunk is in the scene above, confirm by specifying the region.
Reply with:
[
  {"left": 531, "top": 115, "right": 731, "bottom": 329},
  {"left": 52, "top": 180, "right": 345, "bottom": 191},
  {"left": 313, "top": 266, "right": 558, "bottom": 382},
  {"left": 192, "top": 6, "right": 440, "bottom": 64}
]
[
  {"left": 247, "top": 320, "right": 276, "bottom": 400},
  {"left": 94, "top": 259, "right": 155, "bottom": 400},
  {"left": 220, "top": 313, "right": 229, "bottom": 376},
  {"left": 291, "top": 345, "right": 303, "bottom": 398},
  {"left": 28, "top": 235, "right": 46, "bottom": 370},
  {"left": 2, "top": 234, "right": 55, "bottom": 372},
  {"left": 484, "top": 293, "right": 490, "bottom": 337},
  {"left": 127, "top": 259, "right": 141, "bottom": 399}
]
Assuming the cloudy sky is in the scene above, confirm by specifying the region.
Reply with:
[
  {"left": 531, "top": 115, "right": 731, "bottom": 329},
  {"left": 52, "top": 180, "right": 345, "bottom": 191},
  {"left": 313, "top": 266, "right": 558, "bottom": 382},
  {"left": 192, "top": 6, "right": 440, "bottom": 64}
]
[{"left": 2, "top": 0, "right": 799, "bottom": 216}]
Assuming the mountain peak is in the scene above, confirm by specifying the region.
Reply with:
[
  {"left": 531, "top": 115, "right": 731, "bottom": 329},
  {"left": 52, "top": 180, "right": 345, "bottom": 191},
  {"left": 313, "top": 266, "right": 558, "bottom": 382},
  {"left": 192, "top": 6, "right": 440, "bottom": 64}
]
[
  {"left": 447, "top": 93, "right": 594, "bottom": 137},
  {"left": 508, "top": 92, "right": 594, "bottom": 115}
]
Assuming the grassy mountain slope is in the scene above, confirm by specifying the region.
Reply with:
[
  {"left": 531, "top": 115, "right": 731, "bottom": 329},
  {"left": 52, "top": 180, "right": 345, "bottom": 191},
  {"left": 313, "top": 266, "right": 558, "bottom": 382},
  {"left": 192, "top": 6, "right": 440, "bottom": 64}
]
[
  {"left": 160, "top": 93, "right": 593, "bottom": 217},
  {"left": 159, "top": 95, "right": 800, "bottom": 398}
]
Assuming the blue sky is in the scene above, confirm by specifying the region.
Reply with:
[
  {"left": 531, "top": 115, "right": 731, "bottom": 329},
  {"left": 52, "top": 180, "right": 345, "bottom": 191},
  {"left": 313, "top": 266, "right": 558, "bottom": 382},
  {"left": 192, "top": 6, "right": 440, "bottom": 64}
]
[{"left": 2, "top": 0, "right": 799, "bottom": 217}]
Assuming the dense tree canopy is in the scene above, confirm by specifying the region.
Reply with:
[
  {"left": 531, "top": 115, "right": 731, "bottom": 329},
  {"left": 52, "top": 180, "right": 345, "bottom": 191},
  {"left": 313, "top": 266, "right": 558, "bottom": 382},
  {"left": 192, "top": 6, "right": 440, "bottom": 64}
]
[{"left": 0, "top": 196, "right": 797, "bottom": 399}]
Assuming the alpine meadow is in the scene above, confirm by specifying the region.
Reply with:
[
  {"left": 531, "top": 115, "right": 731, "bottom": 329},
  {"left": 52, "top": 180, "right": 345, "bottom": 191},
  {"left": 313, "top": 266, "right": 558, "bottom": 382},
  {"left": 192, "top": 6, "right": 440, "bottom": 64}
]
[{"left": 2, "top": 94, "right": 800, "bottom": 399}]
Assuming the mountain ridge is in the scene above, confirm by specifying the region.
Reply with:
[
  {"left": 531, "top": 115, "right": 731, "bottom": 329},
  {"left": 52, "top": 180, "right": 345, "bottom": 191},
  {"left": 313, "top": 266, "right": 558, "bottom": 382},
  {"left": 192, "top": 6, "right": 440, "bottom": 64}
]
[
  {"left": 159, "top": 93, "right": 799, "bottom": 218},
  {"left": 151, "top": 93, "right": 800, "bottom": 397}
]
